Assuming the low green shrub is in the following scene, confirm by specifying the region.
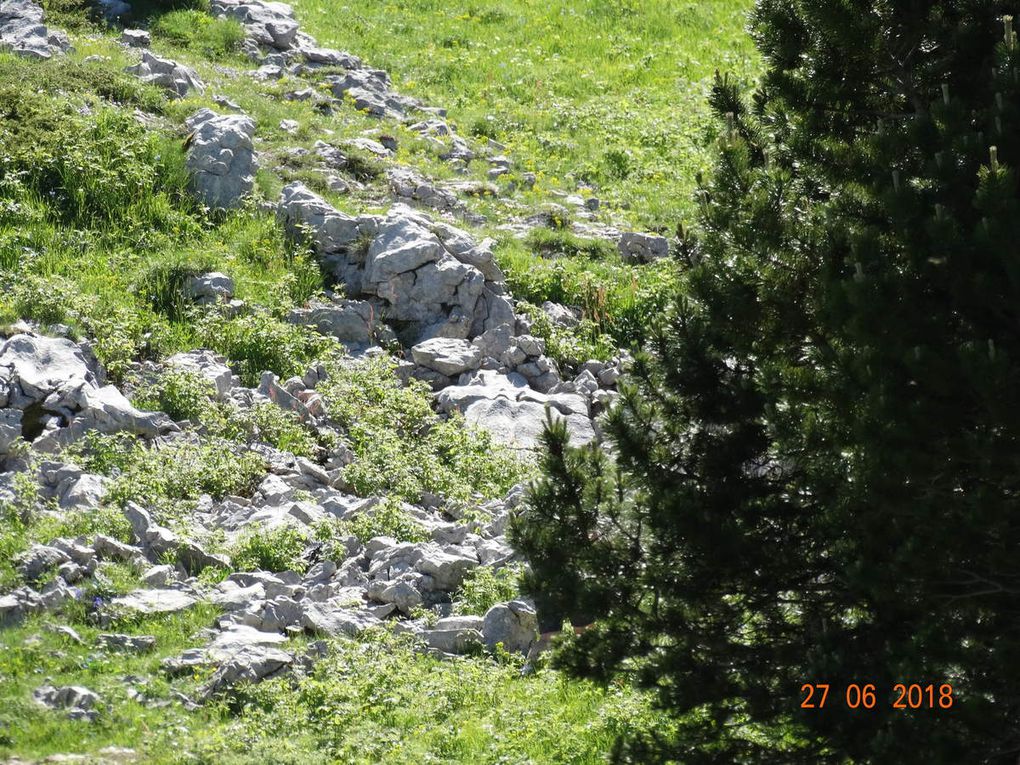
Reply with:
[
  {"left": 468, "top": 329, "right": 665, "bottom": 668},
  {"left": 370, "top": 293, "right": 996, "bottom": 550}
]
[
  {"left": 318, "top": 357, "right": 530, "bottom": 503},
  {"left": 454, "top": 565, "right": 523, "bottom": 616},
  {"left": 196, "top": 310, "right": 332, "bottom": 387},
  {"left": 69, "top": 432, "right": 266, "bottom": 512},
  {"left": 132, "top": 368, "right": 215, "bottom": 423},
  {"left": 230, "top": 524, "right": 308, "bottom": 573},
  {"left": 524, "top": 228, "right": 615, "bottom": 260}
]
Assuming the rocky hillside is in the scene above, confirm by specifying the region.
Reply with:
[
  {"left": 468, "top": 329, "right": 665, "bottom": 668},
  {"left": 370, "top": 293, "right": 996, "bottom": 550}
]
[{"left": 0, "top": 0, "right": 751, "bottom": 761}]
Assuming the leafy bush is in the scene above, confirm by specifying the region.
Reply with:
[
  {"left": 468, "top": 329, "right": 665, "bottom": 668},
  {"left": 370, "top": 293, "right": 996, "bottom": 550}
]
[
  {"left": 132, "top": 368, "right": 215, "bottom": 422},
  {"left": 319, "top": 357, "right": 530, "bottom": 503},
  {"left": 524, "top": 228, "right": 615, "bottom": 260},
  {"left": 517, "top": 302, "right": 616, "bottom": 366},
  {"left": 69, "top": 432, "right": 266, "bottom": 512},
  {"left": 230, "top": 524, "right": 308, "bottom": 573},
  {"left": 134, "top": 256, "right": 216, "bottom": 321},
  {"left": 196, "top": 310, "right": 332, "bottom": 387},
  {"left": 237, "top": 402, "right": 319, "bottom": 458},
  {"left": 454, "top": 565, "right": 522, "bottom": 616}
]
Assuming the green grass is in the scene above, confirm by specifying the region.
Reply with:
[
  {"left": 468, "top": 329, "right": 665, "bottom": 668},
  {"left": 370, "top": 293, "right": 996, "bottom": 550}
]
[
  {"left": 0, "top": 623, "right": 667, "bottom": 764},
  {"left": 290, "top": 0, "right": 759, "bottom": 228}
]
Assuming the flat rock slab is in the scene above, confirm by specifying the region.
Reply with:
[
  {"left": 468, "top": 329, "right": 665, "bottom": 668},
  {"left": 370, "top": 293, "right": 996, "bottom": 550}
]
[{"left": 112, "top": 589, "right": 198, "bottom": 615}]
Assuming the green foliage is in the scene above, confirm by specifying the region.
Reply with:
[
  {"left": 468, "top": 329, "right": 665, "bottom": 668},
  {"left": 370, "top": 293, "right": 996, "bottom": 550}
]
[
  {"left": 524, "top": 227, "right": 615, "bottom": 260},
  {"left": 453, "top": 564, "right": 522, "bottom": 616},
  {"left": 319, "top": 356, "right": 530, "bottom": 503},
  {"left": 517, "top": 301, "right": 616, "bottom": 366},
  {"left": 318, "top": 497, "right": 428, "bottom": 545},
  {"left": 151, "top": 10, "right": 245, "bottom": 59},
  {"left": 516, "top": 4, "right": 1020, "bottom": 763},
  {"left": 239, "top": 402, "right": 319, "bottom": 458},
  {"left": 196, "top": 310, "right": 331, "bottom": 387},
  {"left": 230, "top": 524, "right": 308, "bottom": 573},
  {"left": 69, "top": 432, "right": 266, "bottom": 513},
  {"left": 497, "top": 236, "right": 679, "bottom": 350},
  {"left": 199, "top": 629, "right": 665, "bottom": 764},
  {"left": 133, "top": 368, "right": 215, "bottom": 422}
]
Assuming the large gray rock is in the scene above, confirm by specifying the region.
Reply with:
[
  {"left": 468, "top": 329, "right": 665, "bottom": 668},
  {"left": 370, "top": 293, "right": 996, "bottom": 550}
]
[
  {"left": 210, "top": 0, "right": 299, "bottom": 52},
  {"left": 300, "top": 602, "right": 381, "bottom": 636},
  {"left": 125, "top": 51, "right": 204, "bottom": 98},
  {"left": 436, "top": 370, "right": 595, "bottom": 450},
  {"left": 184, "top": 271, "right": 235, "bottom": 303},
  {"left": 0, "top": 594, "right": 24, "bottom": 626},
  {"left": 0, "top": 409, "right": 21, "bottom": 452},
  {"left": 278, "top": 190, "right": 512, "bottom": 343},
  {"left": 0, "top": 334, "right": 175, "bottom": 447},
  {"left": 17, "top": 544, "right": 71, "bottom": 582},
  {"left": 0, "top": 333, "right": 95, "bottom": 399},
  {"left": 120, "top": 28, "right": 149, "bottom": 47},
  {"left": 287, "top": 299, "right": 376, "bottom": 345},
  {"left": 98, "top": 633, "right": 156, "bottom": 653},
  {"left": 416, "top": 548, "right": 479, "bottom": 591},
  {"left": 200, "top": 644, "right": 293, "bottom": 697},
  {"left": 278, "top": 182, "right": 371, "bottom": 255},
  {"left": 482, "top": 600, "right": 537, "bottom": 654},
  {"left": 166, "top": 349, "right": 236, "bottom": 400},
  {"left": 33, "top": 684, "right": 101, "bottom": 721},
  {"left": 388, "top": 166, "right": 459, "bottom": 211},
  {"left": 423, "top": 616, "right": 484, "bottom": 654},
  {"left": 618, "top": 232, "right": 669, "bottom": 264},
  {"left": 0, "top": 0, "right": 70, "bottom": 60},
  {"left": 411, "top": 338, "right": 481, "bottom": 377},
  {"left": 326, "top": 68, "right": 420, "bottom": 120},
  {"left": 185, "top": 109, "right": 257, "bottom": 210},
  {"left": 57, "top": 472, "right": 110, "bottom": 510}
]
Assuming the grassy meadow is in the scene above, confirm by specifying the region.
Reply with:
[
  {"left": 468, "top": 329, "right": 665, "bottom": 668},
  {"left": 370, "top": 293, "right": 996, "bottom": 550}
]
[{"left": 292, "top": 0, "right": 760, "bottom": 228}]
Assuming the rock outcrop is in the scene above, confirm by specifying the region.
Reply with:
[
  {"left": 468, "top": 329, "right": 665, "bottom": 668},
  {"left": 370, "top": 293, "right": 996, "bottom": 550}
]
[
  {"left": 0, "top": 0, "right": 70, "bottom": 60},
  {"left": 125, "top": 51, "right": 205, "bottom": 98},
  {"left": 185, "top": 109, "right": 258, "bottom": 210},
  {"left": 0, "top": 333, "right": 175, "bottom": 454}
]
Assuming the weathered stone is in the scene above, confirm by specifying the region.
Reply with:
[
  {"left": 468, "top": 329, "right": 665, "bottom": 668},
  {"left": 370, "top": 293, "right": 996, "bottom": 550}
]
[
  {"left": 278, "top": 182, "right": 368, "bottom": 255},
  {"left": 287, "top": 299, "right": 377, "bottom": 345},
  {"left": 33, "top": 684, "right": 101, "bottom": 721},
  {"left": 56, "top": 472, "right": 109, "bottom": 510},
  {"left": 411, "top": 338, "right": 481, "bottom": 377},
  {"left": 618, "top": 231, "right": 669, "bottom": 264},
  {"left": 0, "top": 0, "right": 70, "bottom": 60},
  {"left": 17, "top": 544, "right": 70, "bottom": 582},
  {"left": 416, "top": 548, "right": 478, "bottom": 591},
  {"left": 112, "top": 589, "right": 198, "bottom": 615},
  {"left": 120, "top": 28, "right": 149, "bottom": 47},
  {"left": 300, "top": 602, "right": 381, "bottom": 636},
  {"left": 436, "top": 371, "right": 595, "bottom": 450},
  {"left": 98, "top": 633, "right": 156, "bottom": 653},
  {"left": 185, "top": 109, "right": 257, "bottom": 210},
  {"left": 482, "top": 600, "right": 538, "bottom": 654},
  {"left": 125, "top": 51, "right": 204, "bottom": 98},
  {"left": 166, "top": 350, "right": 236, "bottom": 400},
  {"left": 210, "top": 0, "right": 299, "bottom": 52}
]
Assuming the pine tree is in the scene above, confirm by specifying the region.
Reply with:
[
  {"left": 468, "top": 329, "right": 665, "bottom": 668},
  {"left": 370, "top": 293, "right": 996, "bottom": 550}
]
[{"left": 512, "top": 3, "right": 1020, "bottom": 763}]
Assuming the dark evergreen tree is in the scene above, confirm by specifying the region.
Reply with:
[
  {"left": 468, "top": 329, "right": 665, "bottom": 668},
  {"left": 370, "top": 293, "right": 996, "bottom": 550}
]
[{"left": 512, "top": 2, "right": 1020, "bottom": 763}]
